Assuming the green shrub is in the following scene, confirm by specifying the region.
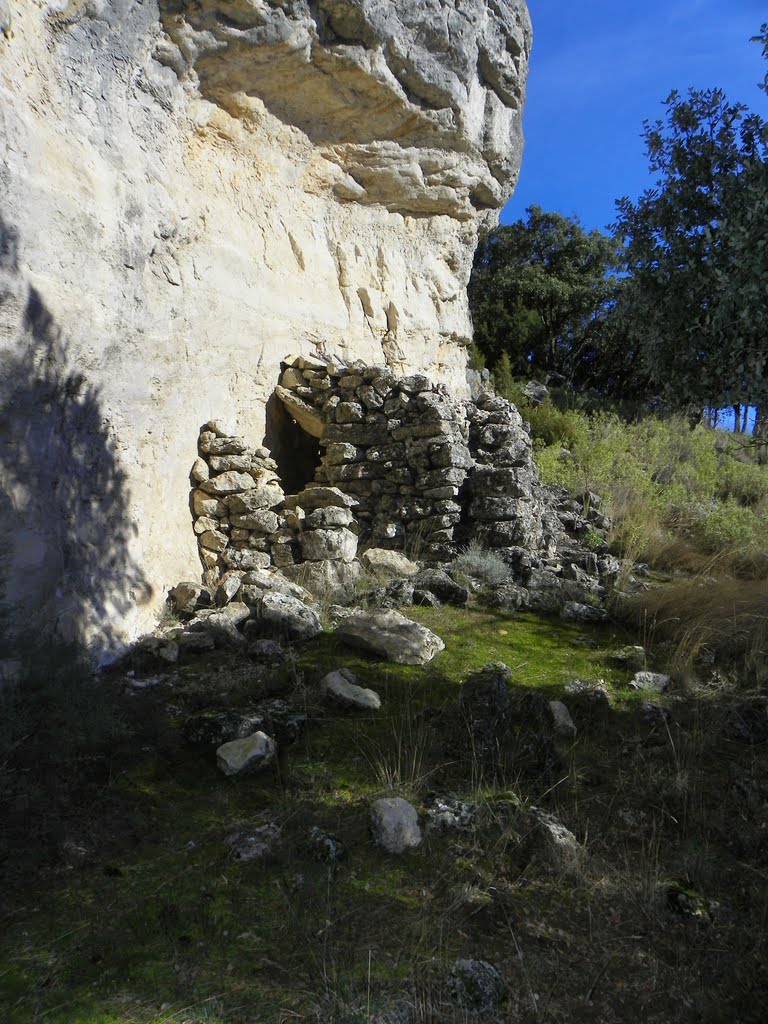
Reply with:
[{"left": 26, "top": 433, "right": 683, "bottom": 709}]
[{"left": 687, "top": 500, "right": 768, "bottom": 555}]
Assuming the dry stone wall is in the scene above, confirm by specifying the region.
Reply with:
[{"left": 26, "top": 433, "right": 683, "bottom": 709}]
[{"left": 189, "top": 356, "right": 574, "bottom": 599}]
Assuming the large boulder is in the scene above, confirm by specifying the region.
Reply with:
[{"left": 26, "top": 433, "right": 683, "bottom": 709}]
[{"left": 335, "top": 610, "right": 445, "bottom": 665}]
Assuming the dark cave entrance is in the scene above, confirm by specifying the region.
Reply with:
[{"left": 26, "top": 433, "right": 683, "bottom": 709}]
[{"left": 263, "top": 392, "right": 322, "bottom": 495}]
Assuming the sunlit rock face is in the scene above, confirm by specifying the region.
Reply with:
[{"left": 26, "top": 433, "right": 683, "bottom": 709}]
[{"left": 0, "top": 0, "right": 530, "bottom": 656}]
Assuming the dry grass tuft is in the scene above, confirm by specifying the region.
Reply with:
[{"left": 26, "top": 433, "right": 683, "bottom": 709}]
[{"left": 623, "top": 576, "right": 768, "bottom": 678}]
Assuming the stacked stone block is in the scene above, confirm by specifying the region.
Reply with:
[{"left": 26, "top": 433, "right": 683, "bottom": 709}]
[
  {"left": 276, "top": 357, "right": 476, "bottom": 562},
  {"left": 191, "top": 421, "right": 290, "bottom": 586},
  {"left": 464, "top": 391, "right": 559, "bottom": 558}
]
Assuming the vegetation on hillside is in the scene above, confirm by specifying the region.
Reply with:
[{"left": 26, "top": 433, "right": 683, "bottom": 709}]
[{"left": 470, "top": 27, "right": 768, "bottom": 428}]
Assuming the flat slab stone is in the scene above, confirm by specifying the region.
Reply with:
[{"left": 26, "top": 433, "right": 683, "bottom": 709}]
[{"left": 335, "top": 609, "right": 445, "bottom": 665}]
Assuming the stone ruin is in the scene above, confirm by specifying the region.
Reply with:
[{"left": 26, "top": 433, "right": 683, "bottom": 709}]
[{"left": 186, "top": 356, "right": 619, "bottom": 615}]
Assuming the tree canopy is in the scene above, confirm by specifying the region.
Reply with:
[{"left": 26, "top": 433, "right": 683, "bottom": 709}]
[
  {"left": 468, "top": 206, "right": 621, "bottom": 388},
  {"left": 613, "top": 82, "right": 768, "bottom": 418},
  {"left": 469, "top": 27, "right": 768, "bottom": 428}
]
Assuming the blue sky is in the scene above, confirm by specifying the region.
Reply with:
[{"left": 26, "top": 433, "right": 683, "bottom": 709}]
[{"left": 501, "top": 0, "right": 768, "bottom": 231}]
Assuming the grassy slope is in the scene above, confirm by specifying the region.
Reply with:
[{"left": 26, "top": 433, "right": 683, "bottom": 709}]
[{"left": 1, "top": 609, "right": 766, "bottom": 1024}]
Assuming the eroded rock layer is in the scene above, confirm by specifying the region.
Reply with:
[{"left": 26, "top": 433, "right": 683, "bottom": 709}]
[{"left": 0, "top": 0, "right": 530, "bottom": 655}]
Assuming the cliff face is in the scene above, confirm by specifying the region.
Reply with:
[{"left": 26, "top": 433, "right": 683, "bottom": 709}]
[{"left": 0, "top": 0, "right": 530, "bottom": 656}]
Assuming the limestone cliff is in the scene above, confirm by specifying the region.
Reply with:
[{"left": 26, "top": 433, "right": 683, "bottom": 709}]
[{"left": 0, "top": 0, "right": 530, "bottom": 656}]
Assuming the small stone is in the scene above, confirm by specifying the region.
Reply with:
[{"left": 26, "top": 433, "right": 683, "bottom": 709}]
[
  {"left": 240, "top": 567, "right": 312, "bottom": 602},
  {"left": 630, "top": 671, "right": 670, "bottom": 693},
  {"left": 200, "top": 471, "right": 256, "bottom": 496},
  {"left": 412, "top": 569, "right": 468, "bottom": 606},
  {"left": 449, "top": 959, "right": 506, "bottom": 1013},
  {"left": 226, "top": 823, "right": 280, "bottom": 862},
  {"left": 170, "top": 582, "right": 211, "bottom": 616},
  {"left": 199, "top": 434, "right": 249, "bottom": 456},
  {"left": 370, "top": 797, "right": 422, "bottom": 853},
  {"left": 322, "top": 668, "right": 381, "bottom": 711},
  {"left": 549, "top": 700, "right": 577, "bottom": 737},
  {"left": 526, "top": 807, "right": 585, "bottom": 873},
  {"left": 194, "top": 515, "right": 220, "bottom": 535},
  {"left": 307, "top": 826, "right": 346, "bottom": 864},
  {"left": 177, "top": 630, "right": 216, "bottom": 653},
  {"left": 291, "top": 485, "right": 359, "bottom": 510},
  {"left": 216, "top": 732, "right": 277, "bottom": 776},
  {"left": 613, "top": 645, "right": 646, "bottom": 672},
  {"left": 193, "top": 488, "right": 227, "bottom": 518},
  {"left": 361, "top": 548, "right": 420, "bottom": 578},
  {"left": 191, "top": 457, "right": 209, "bottom": 483},
  {"left": 215, "top": 571, "right": 242, "bottom": 606},
  {"left": 199, "top": 529, "right": 228, "bottom": 553},
  {"left": 305, "top": 506, "right": 355, "bottom": 529},
  {"left": 299, "top": 527, "right": 358, "bottom": 562},
  {"left": 205, "top": 419, "right": 238, "bottom": 438},
  {"left": 426, "top": 794, "right": 478, "bottom": 833},
  {"left": 249, "top": 592, "right": 323, "bottom": 641},
  {"left": 183, "top": 710, "right": 263, "bottom": 747},
  {"left": 229, "top": 510, "right": 280, "bottom": 533},
  {"left": 247, "top": 638, "right": 287, "bottom": 665},
  {"left": 560, "top": 601, "right": 608, "bottom": 623}
]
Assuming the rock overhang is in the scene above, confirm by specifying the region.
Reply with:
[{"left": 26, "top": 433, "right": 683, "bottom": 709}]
[{"left": 160, "top": 0, "right": 532, "bottom": 218}]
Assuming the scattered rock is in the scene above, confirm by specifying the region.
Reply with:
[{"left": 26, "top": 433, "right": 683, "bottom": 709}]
[
  {"left": 361, "top": 548, "right": 420, "bottom": 578},
  {"left": 322, "top": 668, "right": 381, "bottom": 711},
  {"left": 248, "top": 592, "right": 323, "bottom": 641},
  {"left": 240, "top": 567, "right": 312, "bottom": 603},
  {"left": 613, "top": 645, "right": 646, "bottom": 672},
  {"left": 412, "top": 568, "right": 468, "bottom": 606},
  {"left": 307, "top": 826, "right": 346, "bottom": 865},
  {"left": 630, "top": 671, "right": 670, "bottom": 693},
  {"left": 523, "top": 379, "right": 549, "bottom": 405},
  {"left": 215, "top": 571, "right": 243, "bottom": 606},
  {"left": 370, "top": 797, "right": 422, "bottom": 854},
  {"left": 548, "top": 700, "right": 577, "bottom": 738},
  {"left": 283, "top": 558, "right": 363, "bottom": 605},
  {"left": 170, "top": 582, "right": 211, "bottom": 616},
  {"left": 135, "top": 634, "right": 180, "bottom": 665},
  {"left": 247, "top": 638, "right": 287, "bottom": 666},
  {"left": 226, "top": 823, "right": 280, "bottom": 862},
  {"left": 183, "top": 709, "right": 263, "bottom": 746},
  {"left": 642, "top": 702, "right": 671, "bottom": 726},
  {"left": 460, "top": 662, "right": 512, "bottom": 762},
  {"left": 449, "top": 958, "right": 507, "bottom": 1013},
  {"left": 561, "top": 601, "right": 608, "bottom": 623},
  {"left": 335, "top": 610, "right": 444, "bottom": 665},
  {"left": 252, "top": 698, "right": 307, "bottom": 744},
  {"left": 426, "top": 794, "right": 479, "bottom": 833},
  {"left": 524, "top": 808, "right": 585, "bottom": 874},
  {"left": 216, "top": 732, "right": 277, "bottom": 777},
  {"left": 176, "top": 630, "right": 216, "bottom": 653}
]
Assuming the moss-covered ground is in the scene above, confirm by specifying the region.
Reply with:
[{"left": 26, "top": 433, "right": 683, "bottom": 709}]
[{"left": 1, "top": 608, "right": 766, "bottom": 1023}]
